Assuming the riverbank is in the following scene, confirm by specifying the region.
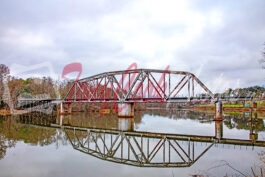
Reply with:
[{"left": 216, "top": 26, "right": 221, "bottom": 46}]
[
  {"left": 191, "top": 101, "right": 265, "bottom": 112},
  {"left": 0, "top": 109, "right": 30, "bottom": 116},
  {"left": 0, "top": 109, "right": 10, "bottom": 116},
  {"left": 192, "top": 105, "right": 265, "bottom": 112}
]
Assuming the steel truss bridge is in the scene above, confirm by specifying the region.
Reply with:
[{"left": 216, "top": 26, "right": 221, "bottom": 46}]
[
  {"left": 61, "top": 126, "right": 265, "bottom": 168},
  {"left": 64, "top": 69, "right": 214, "bottom": 103},
  {"left": 16, "top": 69, "right": 257, "bottom": 110}
]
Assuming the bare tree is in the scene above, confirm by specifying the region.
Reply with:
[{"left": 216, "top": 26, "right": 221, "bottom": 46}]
[
  {"left": 0, "top": 64, "right": 10, "bottom": 104},
  {"left": 0, "top": 64, "right": 9, "bottom": 75},
  {"left": 0, "top": 64, "right": 9, "bottom": 82}
]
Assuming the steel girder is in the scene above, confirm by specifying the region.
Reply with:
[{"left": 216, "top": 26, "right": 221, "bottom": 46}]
[{"left": 64, "top": 69, "right": 214, "bottom": 102}]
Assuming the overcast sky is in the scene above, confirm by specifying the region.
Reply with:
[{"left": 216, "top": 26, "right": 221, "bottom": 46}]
[{"left": 0, "top": 0, "right": 265, "bottom": 93}]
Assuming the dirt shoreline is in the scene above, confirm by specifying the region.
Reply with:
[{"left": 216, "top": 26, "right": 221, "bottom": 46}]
[{"left": 0, "top": 109, "right": 30, "bottom": 116}]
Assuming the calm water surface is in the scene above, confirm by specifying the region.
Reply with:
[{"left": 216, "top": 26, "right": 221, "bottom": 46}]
[{"left": 0, "top": 110, "right": 265, "bottom": 177}]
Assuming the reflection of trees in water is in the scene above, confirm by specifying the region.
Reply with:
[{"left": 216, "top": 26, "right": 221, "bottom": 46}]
[
  {"left": 15, "top": 113, "right": 58, "bottom": 146},
  {"left": 60, "top": 113, "right": 118, "bottom": 129},
  {"left": 224, "top": 117, "right": 265, "bottom": 132},
  {"left": 0, "top": 134, "right": 16, "bottom": 159},
  {"left": 223, "top": 112, "right": 265, "bottom": 132},
  {"left": 0, "top": 113, "right": 67, "bottom": 159},
  {"left": 144, "top": 109, "right": 214, "bottom": 120},
  {"left": 143, "top": 108, "right": 265, "bottom": 132},
  {"left": 60, "top": 111, "right": 146, "bottom": 129},
  {"left": 19, "top": 112, "right": 57, "bottom": 126},
  {"left": 0, "top": 115, "right": 17, "bottom": 159}
]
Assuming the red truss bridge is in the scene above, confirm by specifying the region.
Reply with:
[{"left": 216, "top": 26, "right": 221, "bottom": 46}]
[{"left": 64, "top": 69, "right": 214, "bottom": 103}]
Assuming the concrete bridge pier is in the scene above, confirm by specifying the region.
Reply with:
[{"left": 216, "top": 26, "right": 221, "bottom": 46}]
[
  {"left": 118, "top": 103, "right": 134, "bottom": 117},
  {"left": 214, "top": 101, "right": 223, "bottom": 121}
]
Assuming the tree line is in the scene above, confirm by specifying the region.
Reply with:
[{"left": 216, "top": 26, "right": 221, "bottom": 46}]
[
  {"left": 222, "top": 86, "right": 265, "bottom": 98},
  {"left": 0, "top": 64, "right": 72, "bottom": 109}
]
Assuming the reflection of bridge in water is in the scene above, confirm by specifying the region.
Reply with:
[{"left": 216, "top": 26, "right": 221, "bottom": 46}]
[
  {"left": 59, "top": 124, "right": 265, "bottom": 168},
  {"left": 15, "top": 111, "right": 265, "bottom": 168},
  {"left": 63, "top": 126, "right": 214, "bottom": 167},
  {"left": 54, "top": 112, "right": 264, "bottom": 168}
]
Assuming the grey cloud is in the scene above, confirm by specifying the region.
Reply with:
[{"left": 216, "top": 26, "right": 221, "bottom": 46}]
[
  {"left": 0, "top": 0, "right": 128, "bottom": 26},
  {"left": 0, "top": 0, "right": 265, "bottom": 92}
]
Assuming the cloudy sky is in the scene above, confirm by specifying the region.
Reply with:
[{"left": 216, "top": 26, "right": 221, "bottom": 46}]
[{"left": 0, "top": 0, "right": 265, "bottom": 93}]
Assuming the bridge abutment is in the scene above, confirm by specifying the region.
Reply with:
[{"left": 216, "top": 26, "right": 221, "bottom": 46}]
[{"left": 118, "top": 103, "right": 134, "bottom": 117}]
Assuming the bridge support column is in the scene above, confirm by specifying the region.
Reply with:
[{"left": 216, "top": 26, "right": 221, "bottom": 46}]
[
  {"left": 214, "top": 101, "right": 223, "bottom": 120},
  {"left": 59, "top": 102, "right": 64, "bottom": 115},
  {"left": 118, "top": 103, "right": 134, "bottom": 117}
]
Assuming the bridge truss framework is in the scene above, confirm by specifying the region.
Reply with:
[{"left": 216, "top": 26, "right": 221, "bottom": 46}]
[{"left": 65, "top": 69, "right": 214, "bottom": 103}]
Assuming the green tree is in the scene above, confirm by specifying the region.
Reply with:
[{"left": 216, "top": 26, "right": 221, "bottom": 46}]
[{"left": 223, "top": 88, "right": 233, "bottom": 97}]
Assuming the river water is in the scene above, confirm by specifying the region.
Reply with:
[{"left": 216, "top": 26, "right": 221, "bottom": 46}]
[{"left": 0, "top": 109, "right": 265, "bottom": 177}]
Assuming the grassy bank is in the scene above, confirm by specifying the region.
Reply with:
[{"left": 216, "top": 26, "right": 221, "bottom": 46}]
[
  {"left": 195, "top": 100, "right": 265, "bottom": 108},
  {"left": 192, "top": 100, "right": 265, "bottom": 115}
]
